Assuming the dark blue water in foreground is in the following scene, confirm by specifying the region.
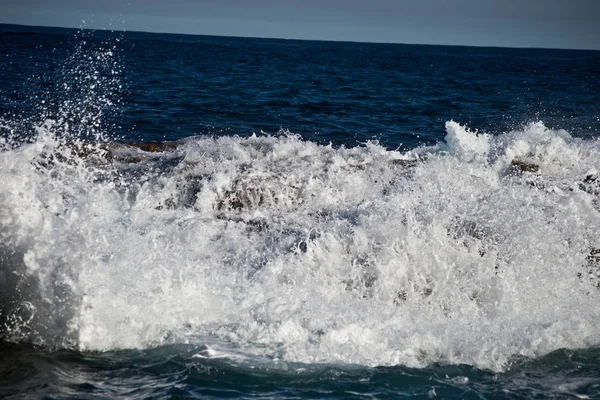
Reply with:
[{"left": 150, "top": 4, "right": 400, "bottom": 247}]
[{"left": 2, "top": 24, "right": 600, "bottom": 399}]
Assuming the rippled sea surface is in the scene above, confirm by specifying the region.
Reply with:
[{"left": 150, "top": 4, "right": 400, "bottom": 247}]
[{"left": 1, "top": 24, "right": 600, "bottom": 399}]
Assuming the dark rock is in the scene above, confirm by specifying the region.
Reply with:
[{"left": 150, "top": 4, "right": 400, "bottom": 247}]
[
  {"left": 511, "top": 158, "right": 539, "bottom": 173},
  {"left": 36, "top": 140, "right": 181, "bottom": 169},
  {"left": 124, "top": 141, "right": 178, "bottom": 153},
  {"left": 390, "top": 159, "right": 418, "bottom": 168}
]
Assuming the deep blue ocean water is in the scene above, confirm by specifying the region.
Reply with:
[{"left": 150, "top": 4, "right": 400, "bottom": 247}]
[{"left": 1, "top": 24, "right": 600, "bottom": 399}]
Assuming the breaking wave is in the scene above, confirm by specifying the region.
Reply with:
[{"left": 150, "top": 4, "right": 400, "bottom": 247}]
[{"left": 2, "top": 117, "right": 600, "bottom": 372}]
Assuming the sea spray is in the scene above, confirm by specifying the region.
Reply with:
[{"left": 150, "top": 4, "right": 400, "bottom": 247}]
[
  {"left": 0, "top": 29, "right": 124, "bottom": 347},
  {"left": 1, "top": 119, "right": 600, "bottom": 371},
  {"left": 2, "top": 29, "right": 600, "bottom": 372}
]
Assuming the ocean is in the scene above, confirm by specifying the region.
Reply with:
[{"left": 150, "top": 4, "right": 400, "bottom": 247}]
[{"left": 1, "top": 23, "right": 600, "bottom": 399}]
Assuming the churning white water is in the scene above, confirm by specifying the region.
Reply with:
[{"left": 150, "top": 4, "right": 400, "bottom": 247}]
[{"left": 1, "top": 119, "right": 600, "bottom": 372}]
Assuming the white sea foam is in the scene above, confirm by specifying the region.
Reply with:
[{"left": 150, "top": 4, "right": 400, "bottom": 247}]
[{"left": 1, "top": 119, "right": 600, "bottom": 372}]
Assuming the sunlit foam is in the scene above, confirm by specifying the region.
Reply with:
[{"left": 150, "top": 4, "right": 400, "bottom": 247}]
[{"left": 2, "top": 118, "right": 600, "bottom": 371}]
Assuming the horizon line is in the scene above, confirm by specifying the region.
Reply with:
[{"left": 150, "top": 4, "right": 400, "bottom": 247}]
[{"left": 1, "top": 22, "right": 599, "bottom": 53}]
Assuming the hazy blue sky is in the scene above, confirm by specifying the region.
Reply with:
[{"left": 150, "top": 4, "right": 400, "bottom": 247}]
[{"left": 1, "top": 0, "right": 599, "bottom": 49}]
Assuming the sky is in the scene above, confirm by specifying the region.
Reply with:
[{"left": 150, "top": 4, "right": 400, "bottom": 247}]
[{"left": 1, "top": 0, "right": 599, "bottom": 50}]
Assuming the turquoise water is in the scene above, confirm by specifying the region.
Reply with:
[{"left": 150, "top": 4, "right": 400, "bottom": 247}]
[{"left": 3, "top": 343, "right": 600, "bottom": 399}]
